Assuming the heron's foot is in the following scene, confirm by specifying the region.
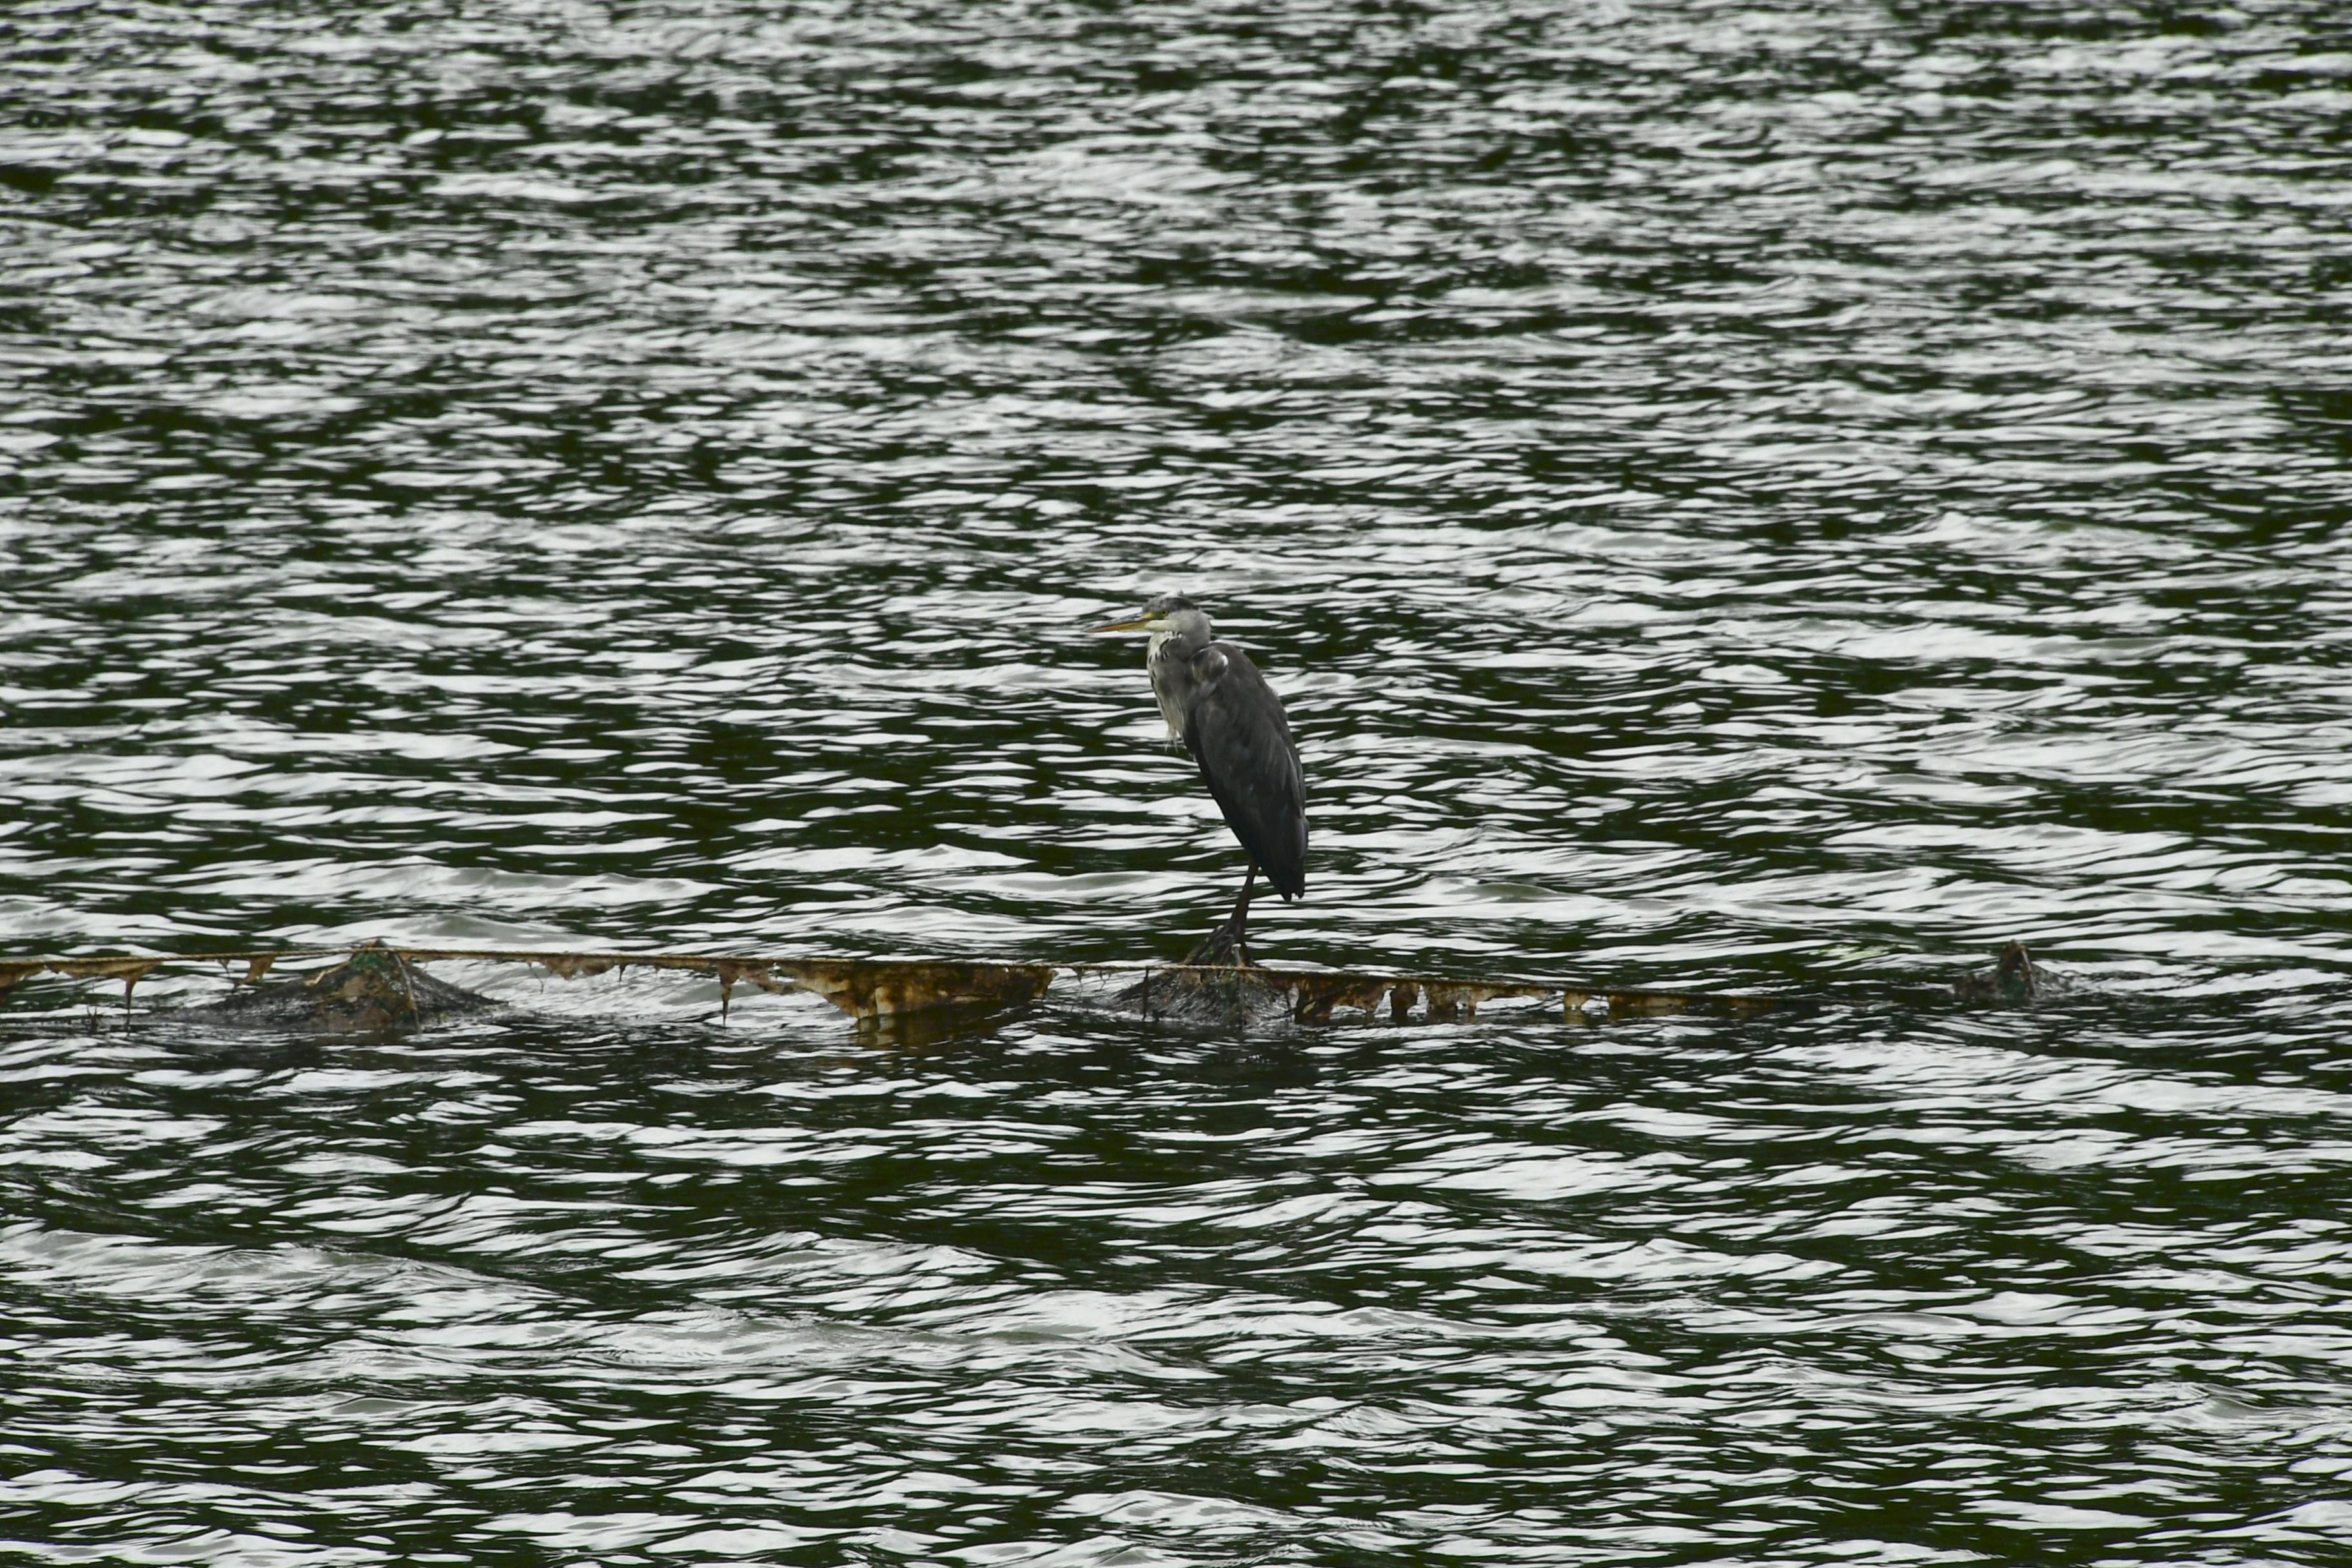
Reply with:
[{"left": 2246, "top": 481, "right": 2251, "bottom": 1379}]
[{"left": 1182, "top": 917, "right": 1257, "bottom": 971}]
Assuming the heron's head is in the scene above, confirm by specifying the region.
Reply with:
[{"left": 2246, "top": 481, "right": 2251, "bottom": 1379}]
[{"left": 1088, "top": 594, "right": 1211, "bottom": 643}]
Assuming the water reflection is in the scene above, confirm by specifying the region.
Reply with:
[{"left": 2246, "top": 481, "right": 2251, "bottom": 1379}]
[{"left": 5, "top": 0, "right": 2352, "bottom": 1562}]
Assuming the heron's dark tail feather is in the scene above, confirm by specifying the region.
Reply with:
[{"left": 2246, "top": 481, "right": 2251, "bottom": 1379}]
[{"left": 1258, "top": 856, "right": 1305, "bottom": 903}]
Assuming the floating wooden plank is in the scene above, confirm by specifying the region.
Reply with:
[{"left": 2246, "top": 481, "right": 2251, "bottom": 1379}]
[
  {"left": 382, "top": 949, "right": 1061, "bottom": 1023},
  {"left": 0, "top": 943, "right": 1066, "bottom": 1028},
  {"left": 0, "top": 940, "right": 1802, "bottom": 1033},
  {"left": 360, "top": 954, "right": 1037, "bottom": 1032}
]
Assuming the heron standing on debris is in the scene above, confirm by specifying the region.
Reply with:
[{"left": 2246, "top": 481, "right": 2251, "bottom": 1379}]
[{"left": 1090, "top": 595, "right": 1306, "bottom": 965}]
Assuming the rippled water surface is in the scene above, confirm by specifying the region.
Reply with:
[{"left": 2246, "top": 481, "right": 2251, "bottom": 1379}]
[{"left": 7, "top": 1, "right": 2352, "bottom": 1561}]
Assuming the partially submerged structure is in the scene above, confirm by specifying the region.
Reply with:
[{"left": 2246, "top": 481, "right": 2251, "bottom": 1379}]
[
  {"left": 1, "top": 939, "right": 2066, "bottom": 1037},
  {"left": 1, "top": 939, "right": 1794, "bottom": 1035}
]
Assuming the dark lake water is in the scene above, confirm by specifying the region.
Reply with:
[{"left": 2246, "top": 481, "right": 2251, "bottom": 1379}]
[{"left": 7, "top": 1, "right": 2352, "bottom": 1562}]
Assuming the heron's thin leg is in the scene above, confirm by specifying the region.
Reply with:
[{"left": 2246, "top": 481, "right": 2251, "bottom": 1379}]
[{"left": 1228, "top": 864, "right": 1257, "bottom": 967}]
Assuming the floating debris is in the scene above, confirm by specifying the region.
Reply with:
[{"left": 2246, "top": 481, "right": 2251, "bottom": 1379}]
[
  {"left": 0, "top": 952, "right": 162, "bottom": 1003},
  {"left": 1952, "top": 941, "right": 2079, "bottom": 1005},
  {"left": 1112, "top": 959, "right": 1785, "bottom": 1028},
  {"left": 0, "top": 939, "right": 1790, "bottom": 1035},
  {"left": 0, "top": 942, "right": 1062, "bottom": 1032},
  {"left": 733, "top": 957, "right": 1058, "bottom": 1023},
  {"left": 1099, "top": 914, "right": 1783, "bottom": 1028},
  {"left": 182, "top": 941, "right": 500, "bottom": 1034}
]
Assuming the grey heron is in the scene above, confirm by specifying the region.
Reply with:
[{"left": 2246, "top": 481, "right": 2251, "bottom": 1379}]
[{"left": 1090, "top": 595, "right": 1306, "bottom": 965}]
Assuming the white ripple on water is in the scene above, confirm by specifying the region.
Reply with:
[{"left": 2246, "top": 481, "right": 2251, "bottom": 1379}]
[{"left": 7, "top": 0, "right": 2352, "bottom": 1561}]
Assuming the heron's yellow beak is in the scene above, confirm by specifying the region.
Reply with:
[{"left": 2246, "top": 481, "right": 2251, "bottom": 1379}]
[{"left": 1088, "top": 612, "right": 1157, "bottom": 633}]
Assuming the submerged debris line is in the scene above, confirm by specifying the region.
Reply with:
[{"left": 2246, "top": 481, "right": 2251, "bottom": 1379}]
[
  {"left": 1113, "top": 960, "right": 1785, "bottom": 1028},
  {"left": 0, "top": 941, "right": 1787, "bottom": 1033},
  {"left": 0, "top": 942, "right": 1060, "bottom": 1029}
]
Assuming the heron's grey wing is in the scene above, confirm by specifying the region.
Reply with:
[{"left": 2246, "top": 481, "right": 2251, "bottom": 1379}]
[{"left": 1183, "top": 643, "right": 1308, "bottom": 901}]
